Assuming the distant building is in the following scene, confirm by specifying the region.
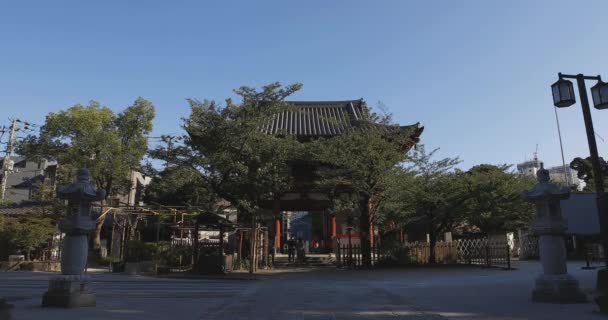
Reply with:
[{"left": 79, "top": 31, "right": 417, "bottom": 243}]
[
  {"left": 107, "top": 170, "right": 152, "bottom": 207},
  {"left": 516, "top": 156, "right": 581, "bottom": 190},
  {"left": 517, "top": 158, "right": 543, "bottom": 176},
  {"left": 0, "top": 157, "right": 57, "bottom": 203},
  {"left": 547, "top": 165, "right": 582, "bottom": 190}
]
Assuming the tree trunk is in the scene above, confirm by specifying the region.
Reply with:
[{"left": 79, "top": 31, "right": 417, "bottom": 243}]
[
  {"left": 91, "top": 208, "right": 111, "bottom": 259},
  {"left": 428, "top": 224, "right": 437, "bottom": 264},
  {"left": 238, "top": 230, "right": 243, "bottom": 269},
  {"left": 359, "top": 196, "right": 372, "bottom": 268},
  {"left": 93, "top": 218, "right": 104, "bottom": 250},
  {"left": 104, "top": 179, "right": 112, "bottom": 201},
  {"left": 249, "top": 215, "right": 257, "bottom": 274}
]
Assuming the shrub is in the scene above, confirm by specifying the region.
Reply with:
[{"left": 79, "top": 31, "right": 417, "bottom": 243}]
[
  {"left": 0, "top": 213, "right": 57, "bottom": 260},
  {"left": 124, "top": 240, "right": 158, "bottom": 262}
]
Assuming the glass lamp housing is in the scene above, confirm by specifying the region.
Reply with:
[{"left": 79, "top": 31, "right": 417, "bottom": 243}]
[{"left": 551, "top": 79, "right": 576, "bottom": 108}]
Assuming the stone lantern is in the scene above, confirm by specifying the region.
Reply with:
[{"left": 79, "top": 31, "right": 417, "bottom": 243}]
[
  {"left": 522, "top": 164, "right": 586, "bottom": 303},
  {"left": 42, "top": 168, "right": 106, "bottom": 308}
]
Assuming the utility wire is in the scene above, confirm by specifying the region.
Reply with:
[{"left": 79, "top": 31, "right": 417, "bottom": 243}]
[{"left": 595, "top": 132, "right": 605, "bottom": 143}]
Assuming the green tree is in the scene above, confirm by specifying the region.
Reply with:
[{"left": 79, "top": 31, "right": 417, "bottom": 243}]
[
  {"left": 143, "top": 165, "right": 216, "bottom": 207},
  {"left": 570, "top": 156, "right": 608, "bottom": 191},
  {"left": 404, "top": 147, "right": 466, "bottom": 264},
  {"left": 159, "top": 83, "right": 301, "bottom": 216},
  {"left": 0, "top": 213, "right": 57, "bottom": 260},
  {"left": 462, "top": 164, "right": 535, "bottom": 233},
  {"left": 17, "top": 98, "right": 155, "bottom": 254},
  {"left": 373, "top": 167, "right": 418, "bottom": 242},
  {"left": 18, "top": 98, "right": 155, "bottom": 196},
  {"left": 312, "top": 113, "right": 419, "bottom": 268},
  {"left": 151, "top": 83, "right": 302, "bottom": 272}
]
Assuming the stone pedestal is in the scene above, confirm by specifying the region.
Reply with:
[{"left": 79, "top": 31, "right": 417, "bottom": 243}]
[
  {"left": 532, "top": 274, "right": 586, "bottom": 303},
  {"left": 0, "top": 298, "right": 13, "bottom": 320},
  {"left": 523, "top": 165, "right": 586, "bottom": 304},
  {"left": 42, "top": 275, "right": 95, "bottom": 308}
]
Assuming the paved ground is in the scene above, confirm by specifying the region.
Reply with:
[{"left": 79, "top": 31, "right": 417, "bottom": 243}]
[{"left": 1, "top": 261, "right": 605, "bottom": 319}]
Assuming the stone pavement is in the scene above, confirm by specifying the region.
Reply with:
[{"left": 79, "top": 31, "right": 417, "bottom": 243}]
[{"left": 1, "top": 261, "right": 605, "bottom": 319}]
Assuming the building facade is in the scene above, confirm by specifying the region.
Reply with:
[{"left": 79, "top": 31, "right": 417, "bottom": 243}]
[
  {"left": 0, "top": 157, "right": 57, "bottom": 203},
  {"left": 516, "top": 158, "right": 543, "bottom": 177},
  {"left": 547, "top": 165, "right": 582, "bottom": 190},
  {"left": 258, "top": 99, "right": 423, "bottom": 253},
  {"left": 516, "top": 157, "right": 581, "bottom": 190}
]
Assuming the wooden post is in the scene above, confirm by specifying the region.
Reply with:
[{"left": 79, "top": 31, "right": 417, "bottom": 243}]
[
  {"left": 368, "top": 197, "right": 374, "bottom": 249},
  {"left": 254, "top": 225, "right": 260, "bottom": 271},
  {"left": 330, "top": 215, "right": 337, "bottom": 239},
  {"left": 180, "top": 213, "right": 184, "bottom": 240},
  {"left": 506, "top": 245, "right": 511, "bottom": 270},
  {"left": 238, "top": 230, "right": 243, "bottom": 270},
  {"left": 193, "top": 221, "right": 199, "bottom": 269},
  {"left": 275, "top": 218, "right": 281, "bottom": 254},
  {"left": 172, "top": 209, "right": 177, "bottom": 241},
  {"left": 263, "top": 228, "right": 269, "bottom": 269},
  {"left": 330, "top": 214, "right": 337, "bottom": 255},
  {"left": 249, "top": 221, "right": 256, "bottom": 274},
  {"left": 370, "top": 222, "right": 374, "bottom": 248},
  {"left": 219, "top": 225, "right": 225, "bottom": 256},
  {"left": 120, "top": 213, "right": 126, "bottom": 260},
  {"left": 110, "top": 211, "right": 116, "bottom": 257}
]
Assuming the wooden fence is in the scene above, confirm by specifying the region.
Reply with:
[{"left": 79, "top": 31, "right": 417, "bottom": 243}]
[
  {"left": 335, "top": 243, "right": 386, "bottom": 268},
  {"left": 336, "top": 238, "right": 512, "bottom": 269}
]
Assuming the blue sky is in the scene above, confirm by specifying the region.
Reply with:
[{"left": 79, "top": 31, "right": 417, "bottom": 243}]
[{"left": 2, "top": 1, "right": 608, "bottom": 170}]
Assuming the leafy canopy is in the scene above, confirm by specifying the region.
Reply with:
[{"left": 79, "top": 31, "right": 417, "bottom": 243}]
[
  {"left": 152, "top": 82, "right": 303, "bottom": 216},
  {"left": 143, "top": 166, "right": 216, "bottom": 207},
  {"left": 462, "top": 164, "right": 535, "bottom": 233},
  {"left": 570, "top": 156, "right": 608, "bottom": 192},
  {"left": 310, "top": 109, "right": 419, "bottom": 267},
  {"left": 0, "top": 213, "right": 57, "bottom": 260},
  {"left": 17, "top": 98, "right": 155, "bottom": 197}
]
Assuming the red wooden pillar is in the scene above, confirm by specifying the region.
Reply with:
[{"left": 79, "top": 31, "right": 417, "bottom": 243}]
[
  {"left": 330, "top": 214, "right": 337, "bottom": 239},
  {"left": 274, "top": 217, "right": 281, "bottom": 252}
]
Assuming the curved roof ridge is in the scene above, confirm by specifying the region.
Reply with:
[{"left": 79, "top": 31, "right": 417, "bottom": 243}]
[{"left": 286, "top": 99, "right": 363, "bottom": 105}]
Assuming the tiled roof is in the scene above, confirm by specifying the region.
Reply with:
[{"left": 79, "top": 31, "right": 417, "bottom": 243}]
[
  {"left": 262, "top": 100, "right": 369, "bottom": 137},
  {"left": 12, "top": 174, "right": 44, "bottom": 189},
  {"left": 0, "top": 204, "right": 38, "bottom": 215},
  {"left": 262, "top": 100, "right": 423, "bottom": 140}
]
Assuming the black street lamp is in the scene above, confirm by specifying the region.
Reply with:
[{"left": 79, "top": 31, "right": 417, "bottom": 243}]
[{"left": 551, "top": 72, "right": 608, "bottom": 311}]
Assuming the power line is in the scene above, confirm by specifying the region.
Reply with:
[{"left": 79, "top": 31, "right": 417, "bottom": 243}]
[
  {"left": 596, "top": 132, "right": 605, "bottom": 143},
  {"left": 553, "top": 106, "right": 570, "bottom": 186}
]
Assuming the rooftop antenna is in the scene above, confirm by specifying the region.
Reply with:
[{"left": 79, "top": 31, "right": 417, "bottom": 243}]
[{"left": 534, "top": 144, "right": 539, "bottom": 161}]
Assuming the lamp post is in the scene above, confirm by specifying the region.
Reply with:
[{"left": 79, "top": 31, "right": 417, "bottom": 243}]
[{"left": 551, "top": 72, "right": 608, "bottom": 311}]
